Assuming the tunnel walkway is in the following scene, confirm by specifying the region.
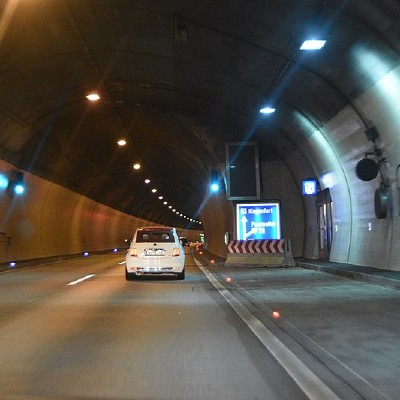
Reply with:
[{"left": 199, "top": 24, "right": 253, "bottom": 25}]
[{"left": 296, "top": 259, "right": 400, "bottom": 290}]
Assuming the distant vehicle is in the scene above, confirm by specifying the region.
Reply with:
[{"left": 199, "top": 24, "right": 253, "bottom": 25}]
[
  {"left": 179, "top": 236, "right": 190, "bottom": 247},
  {"left": 125, "top": 226, "right": 185, "bottom": 280}
]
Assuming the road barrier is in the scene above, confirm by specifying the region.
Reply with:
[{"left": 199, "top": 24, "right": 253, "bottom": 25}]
[{"left": 225, "top": 239, "right": 295, "bottom": 267}]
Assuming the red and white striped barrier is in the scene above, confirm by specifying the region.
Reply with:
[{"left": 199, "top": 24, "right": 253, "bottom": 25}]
[
  {"left": 225, "top": 239, "right": 295, "bottom": 267},
  {"left": 227, "top": 239, "right": 285, "bottom": 254}
]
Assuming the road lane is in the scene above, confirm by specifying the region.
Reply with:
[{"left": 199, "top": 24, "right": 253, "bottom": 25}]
[
  {"left": 3, "top": 251, "right": 397, "bottom": 399},
  {"left": 196, "top": 261, "right": 340, "bottom": 400},
  {"left": 0, "top": 253, "right": 307, "bottom": 400},
  {"left": 203, "top": 264, "right": 400, "bottom": 400}
]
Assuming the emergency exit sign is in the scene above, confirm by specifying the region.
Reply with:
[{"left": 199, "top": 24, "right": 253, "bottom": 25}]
[{"left": 236, "top": 203, "right": 281, "bottom": 240}]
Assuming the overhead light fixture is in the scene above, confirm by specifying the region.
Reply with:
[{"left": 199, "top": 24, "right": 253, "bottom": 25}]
[
  {"left": 86, "top": 92, "right": 101, "bottom": 101},
  {"left": 117, "top": 139, "right": 127, "bottom": 146},
  {"left": 133, "top": 163, "right": 141, "bottom": 170},
  {"left": 259, "top": 107, "right": 276, "bottom": 114},
  {"left": 300, "top": 39, "right": 326, "bottom": 50},
  {"left": 151, "top": 188, "right": 157, "bottom": 193},
  {"left": 144, "top": 179, "right": 151, "bottom": 184}
]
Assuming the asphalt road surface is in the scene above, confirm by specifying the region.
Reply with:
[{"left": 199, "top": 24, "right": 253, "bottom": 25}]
[{"left": 0, "top": 250, "right": 399, "bottom": 400}]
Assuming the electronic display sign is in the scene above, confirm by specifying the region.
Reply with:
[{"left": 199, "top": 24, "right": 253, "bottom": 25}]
[
  {"left": 236, "top": 203, "right": 281, "bottom": 240},
  {"left": 225, "top": 142, "right": 260, "bottom": 200}
]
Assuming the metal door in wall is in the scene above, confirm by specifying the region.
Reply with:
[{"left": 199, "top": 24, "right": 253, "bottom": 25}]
[{"left": 317, "top": 189, "right": 333, "bottom": 259}]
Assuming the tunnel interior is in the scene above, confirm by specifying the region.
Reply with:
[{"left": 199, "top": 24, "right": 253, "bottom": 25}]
[{"left": 1, "top": 0, "right": 400, "bottom": 268}]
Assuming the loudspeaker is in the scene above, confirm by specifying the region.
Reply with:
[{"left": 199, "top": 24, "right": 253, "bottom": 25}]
[{"left": 356, "top": 158, "right": 379, "bottom": 181}]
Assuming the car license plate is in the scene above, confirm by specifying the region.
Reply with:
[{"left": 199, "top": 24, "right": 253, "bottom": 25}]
[{"left": 145, "top": 248, "right": 165, "bottom": 256}]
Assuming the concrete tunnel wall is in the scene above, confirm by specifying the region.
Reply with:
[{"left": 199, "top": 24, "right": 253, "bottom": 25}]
[
  {"left": 201, "top": 158, "right": 305, "bottom": 260},
  {"left": 300, "top": 63, "right": 400, "bottom": 270},
  {"left": 201, "top": 63, "right": 400, "bottom": 271},
  {"left": 2, "top": 65, "right": 400, "bottom": 270},
  {"left": 0, "top": 159, "right": 201, "bottom": 264}
]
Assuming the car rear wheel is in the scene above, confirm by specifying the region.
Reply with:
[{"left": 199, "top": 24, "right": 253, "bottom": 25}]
[
  {"left": 176, "top": 269, "right": 185, "bottom": 280},
  {"left": 125, "top": 269, "right": 136, "bottom": 281}
]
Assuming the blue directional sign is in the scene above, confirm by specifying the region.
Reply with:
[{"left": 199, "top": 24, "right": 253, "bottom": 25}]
[{"left": 236, "top": 203, "right": 281, "bottom": 240}]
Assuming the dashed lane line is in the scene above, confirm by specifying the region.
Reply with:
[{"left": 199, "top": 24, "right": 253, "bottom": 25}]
[{"left": 67, "top": 274, "right": 96, "bottom": 286}]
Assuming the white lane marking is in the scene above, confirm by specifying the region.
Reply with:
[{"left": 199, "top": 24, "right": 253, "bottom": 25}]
[
  {"left": 67, "top": 274, "right": 96, "bottom": 286},
  {"left": 195, "top": 260, "right": 340, "bottom": 400},
  {"left": 28, "top": 297, "right": 39, "bottom": 303}
]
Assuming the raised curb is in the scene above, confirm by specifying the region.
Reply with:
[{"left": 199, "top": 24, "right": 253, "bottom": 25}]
[{"left": 296, "top": 259, "right": 400, "bottom": 290}]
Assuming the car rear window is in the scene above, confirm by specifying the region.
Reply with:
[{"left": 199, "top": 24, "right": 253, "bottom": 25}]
[{"left": 136, "top": 230, "right": 175, "bottom": 243}]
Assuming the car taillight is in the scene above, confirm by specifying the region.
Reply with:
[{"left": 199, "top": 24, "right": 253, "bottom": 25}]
[
  {"left": 129, "top": 248, "right": 138, "bottom": 257},
  {"left": 172, "top": 247, "right": 180, "bottom": 257}
]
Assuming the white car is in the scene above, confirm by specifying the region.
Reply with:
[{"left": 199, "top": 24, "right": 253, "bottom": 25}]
[{"left": 125, "top": 226, "right": 185, "bottom": 280}]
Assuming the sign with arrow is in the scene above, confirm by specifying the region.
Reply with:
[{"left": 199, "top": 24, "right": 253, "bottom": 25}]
[{"left": 236, "top": 203, "right": 281, "bottom": 240}]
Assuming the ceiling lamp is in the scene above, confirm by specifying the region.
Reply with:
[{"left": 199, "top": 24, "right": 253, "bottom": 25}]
[
  {"left": 133, "top": 163, "right": 141, "bottom": 170},
  {"left": 117, "top": 139, "right": 127, "bottom": 146},
  {"left": 300, "top": 39, "right": 326, "bottom": 50},
  {"left": 86, "top": 92, "right": 101, "bottom": 101},
  {"left": 259, "top": 107, "right": 276, "bottom": 114}
]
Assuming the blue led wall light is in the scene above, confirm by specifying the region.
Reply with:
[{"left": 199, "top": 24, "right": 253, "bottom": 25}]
[
  {"left": 7, "top": 170, "right": 25, "bottom": 197},
  {"left": 210, "top": 170, "right": 219, "bottom": 193}
]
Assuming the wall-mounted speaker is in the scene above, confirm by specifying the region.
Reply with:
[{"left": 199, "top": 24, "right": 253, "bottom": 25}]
[{"left": 356, "top": 158, "right": 379, "bottom": 181}]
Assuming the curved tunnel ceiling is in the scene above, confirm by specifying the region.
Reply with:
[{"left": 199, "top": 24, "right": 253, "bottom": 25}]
[{"left": 0, "top": 0, "right": 399, "bottom": 228}]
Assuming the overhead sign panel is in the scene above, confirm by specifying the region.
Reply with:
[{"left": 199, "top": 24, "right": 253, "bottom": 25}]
[
  {"left": 225, "top": 142, "right": 260, "bottom": 200},
  {"left": 236, "top": 203, "right": 281, "bottom": 240}
]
